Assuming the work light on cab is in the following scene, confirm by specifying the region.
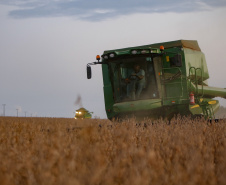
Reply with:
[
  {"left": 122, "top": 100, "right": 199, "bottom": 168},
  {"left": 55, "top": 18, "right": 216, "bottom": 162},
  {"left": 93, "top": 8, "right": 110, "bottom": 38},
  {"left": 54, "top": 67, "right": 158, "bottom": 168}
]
[
  {"left": 131, "top": 50, "right": 138, "bottom": 54},
  {"left": 141, "top": 50, "right": 149, "bottom": 54},
  {"left": 109, "top": 53, "right": 115, "bottom": 58},
  {"left": 103, "top": 55, "right": 108, "bottom": 60}
]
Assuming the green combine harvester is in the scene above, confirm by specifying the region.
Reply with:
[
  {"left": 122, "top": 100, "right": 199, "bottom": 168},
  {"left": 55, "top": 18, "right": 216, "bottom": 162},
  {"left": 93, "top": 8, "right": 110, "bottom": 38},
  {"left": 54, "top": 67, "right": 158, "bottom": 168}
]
[
  {"left": 74, "top": 108, "right": 93, "bottom": 119},
  {"left": 87, "top": 40, "right": 226, "bottom": 120}
]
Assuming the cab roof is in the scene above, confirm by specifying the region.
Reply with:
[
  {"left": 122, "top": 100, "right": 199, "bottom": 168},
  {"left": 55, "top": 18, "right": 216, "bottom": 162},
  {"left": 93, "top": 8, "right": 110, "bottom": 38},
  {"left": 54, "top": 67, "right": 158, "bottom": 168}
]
[{"left": 103, "top": 40, "right": 201, "bottom": 54}]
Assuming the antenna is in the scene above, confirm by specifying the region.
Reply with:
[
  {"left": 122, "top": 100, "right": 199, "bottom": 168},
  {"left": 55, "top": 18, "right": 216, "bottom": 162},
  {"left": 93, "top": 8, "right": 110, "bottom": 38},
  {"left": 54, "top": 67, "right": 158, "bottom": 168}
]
[{"left": 2, "top": 104, "right": 6, "bottom": 116}]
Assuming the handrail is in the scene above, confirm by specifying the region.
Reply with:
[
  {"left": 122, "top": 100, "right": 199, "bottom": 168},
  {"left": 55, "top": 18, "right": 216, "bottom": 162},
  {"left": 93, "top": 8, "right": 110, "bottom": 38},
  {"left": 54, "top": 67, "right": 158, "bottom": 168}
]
[
  {"left": 188, "top": 67, "right": 204, "bottom": 97},
  {"left": 188, "top": 67, "right": 216, "bottom": 119}
]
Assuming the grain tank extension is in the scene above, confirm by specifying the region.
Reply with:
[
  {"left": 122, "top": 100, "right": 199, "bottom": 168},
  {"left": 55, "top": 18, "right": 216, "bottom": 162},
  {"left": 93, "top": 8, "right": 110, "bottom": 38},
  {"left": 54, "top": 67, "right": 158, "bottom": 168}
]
[{"left": 87, "top": 40, "right": 226, "bottom": 120}]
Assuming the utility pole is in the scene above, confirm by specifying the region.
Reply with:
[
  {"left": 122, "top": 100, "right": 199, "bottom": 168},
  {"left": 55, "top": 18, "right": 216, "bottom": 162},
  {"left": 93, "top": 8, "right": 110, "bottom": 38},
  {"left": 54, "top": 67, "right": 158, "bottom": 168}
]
[
  {"left": 25, "top": 111, "right": 27, "bottom": 117},
  {"left": 2, "top": 104, "right": 6, "bottom": 116},
  {"left": 16, "top": 109, "right": 19, "bottom": 117}
]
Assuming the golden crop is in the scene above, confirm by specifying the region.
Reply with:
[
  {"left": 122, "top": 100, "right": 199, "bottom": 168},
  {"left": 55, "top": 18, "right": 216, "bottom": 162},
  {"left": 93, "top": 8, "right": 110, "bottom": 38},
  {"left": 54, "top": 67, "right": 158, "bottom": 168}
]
[{"left": 0, "top": 116, "right": 225, "bottom": 185}]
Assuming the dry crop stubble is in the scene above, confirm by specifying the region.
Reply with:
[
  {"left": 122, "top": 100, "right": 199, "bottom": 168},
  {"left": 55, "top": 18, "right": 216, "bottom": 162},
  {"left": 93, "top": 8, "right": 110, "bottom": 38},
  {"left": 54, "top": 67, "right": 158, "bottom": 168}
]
[{"left": 0, "top": 116, "right": 225, "bottom": 185}]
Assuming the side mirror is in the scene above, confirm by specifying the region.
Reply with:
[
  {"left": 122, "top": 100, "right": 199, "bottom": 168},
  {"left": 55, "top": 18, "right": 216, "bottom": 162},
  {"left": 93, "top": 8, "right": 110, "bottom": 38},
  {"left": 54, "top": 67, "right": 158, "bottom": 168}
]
[{"left": 87, "top": 65, "right": 92, "bottom": 79}]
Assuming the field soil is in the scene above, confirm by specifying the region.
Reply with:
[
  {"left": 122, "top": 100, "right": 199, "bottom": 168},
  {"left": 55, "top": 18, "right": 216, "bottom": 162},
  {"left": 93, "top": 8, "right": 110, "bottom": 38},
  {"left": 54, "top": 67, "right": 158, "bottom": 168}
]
[{"left": 0, "top": 116, "right": 225, "bottom": 185}]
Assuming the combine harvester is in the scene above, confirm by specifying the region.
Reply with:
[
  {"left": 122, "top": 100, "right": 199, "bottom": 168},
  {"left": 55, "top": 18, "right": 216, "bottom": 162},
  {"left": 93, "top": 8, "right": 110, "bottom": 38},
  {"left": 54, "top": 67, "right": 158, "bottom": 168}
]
[
  {"left": 87, "top": 40, "right": 226, "bottom": 120},
  {"left": 74, "top": 108, "right": 93, "bottom": 119}
]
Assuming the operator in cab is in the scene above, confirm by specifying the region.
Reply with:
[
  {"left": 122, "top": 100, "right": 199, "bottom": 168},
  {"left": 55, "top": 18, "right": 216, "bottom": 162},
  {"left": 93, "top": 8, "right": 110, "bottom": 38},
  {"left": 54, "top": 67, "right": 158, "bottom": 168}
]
[{"left": 125, "top": 64, "right": 145, "bottom": 100}]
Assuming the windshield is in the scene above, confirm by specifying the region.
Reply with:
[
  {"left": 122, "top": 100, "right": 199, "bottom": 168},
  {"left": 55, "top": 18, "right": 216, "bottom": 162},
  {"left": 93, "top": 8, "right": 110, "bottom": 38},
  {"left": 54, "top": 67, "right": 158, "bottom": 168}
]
[{"left": 109, "top": 56, "right": 159, "bottom": 103}]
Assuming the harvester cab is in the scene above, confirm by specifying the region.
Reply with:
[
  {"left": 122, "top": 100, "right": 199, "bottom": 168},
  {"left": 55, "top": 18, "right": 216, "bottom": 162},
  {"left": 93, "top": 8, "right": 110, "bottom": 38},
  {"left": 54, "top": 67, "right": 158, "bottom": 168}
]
[{"left": 87, "top": 40, "right": 226, "bottom": 120}]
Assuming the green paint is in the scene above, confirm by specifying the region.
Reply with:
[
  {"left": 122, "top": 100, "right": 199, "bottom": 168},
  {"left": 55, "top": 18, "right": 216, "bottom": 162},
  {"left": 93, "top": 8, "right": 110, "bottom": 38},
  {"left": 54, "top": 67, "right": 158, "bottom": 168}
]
[{"left": 88, "top": 40, "right": 226, "bottom": 120}]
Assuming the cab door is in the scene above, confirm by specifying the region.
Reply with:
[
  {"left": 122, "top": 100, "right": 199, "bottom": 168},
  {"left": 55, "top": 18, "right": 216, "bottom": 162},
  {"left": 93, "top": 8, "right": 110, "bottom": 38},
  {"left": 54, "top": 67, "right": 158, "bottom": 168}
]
[{"left": 161, "top": 53, "right": 184, "bottom": 105}]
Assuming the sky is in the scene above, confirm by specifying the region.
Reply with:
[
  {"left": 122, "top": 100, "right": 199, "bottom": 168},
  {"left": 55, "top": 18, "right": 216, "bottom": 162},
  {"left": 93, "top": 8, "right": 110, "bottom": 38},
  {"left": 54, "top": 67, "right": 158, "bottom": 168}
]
[{"left": 0, "top": 0, "right": 226, "bottom": 118}]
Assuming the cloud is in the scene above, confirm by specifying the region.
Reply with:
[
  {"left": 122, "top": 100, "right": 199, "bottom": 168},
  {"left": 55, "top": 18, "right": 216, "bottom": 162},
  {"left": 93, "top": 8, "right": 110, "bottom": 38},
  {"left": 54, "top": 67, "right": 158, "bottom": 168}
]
[{"left": 1, "top": 0, "right": 226, "bottom": 21}]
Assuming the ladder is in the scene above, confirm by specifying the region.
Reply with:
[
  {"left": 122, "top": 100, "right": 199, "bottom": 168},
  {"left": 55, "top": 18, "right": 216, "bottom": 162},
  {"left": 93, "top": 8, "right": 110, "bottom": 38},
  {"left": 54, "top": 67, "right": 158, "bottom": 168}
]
[{"left": 188, "top": 67, "right": 215, "bottom": 119}]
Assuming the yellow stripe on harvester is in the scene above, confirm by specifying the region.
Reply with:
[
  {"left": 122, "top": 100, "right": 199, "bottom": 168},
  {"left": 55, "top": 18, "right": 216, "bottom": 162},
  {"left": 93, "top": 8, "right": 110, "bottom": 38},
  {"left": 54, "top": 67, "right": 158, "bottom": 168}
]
[
  {"left": 191, "top": 100, "right": 216, "bottom": 109},
  {"left": 166, "top": 56, "right": 169, "bottom": 62},
  {"left": 190, "top": 105, "right": 200, "bottom": 109},
  {"left": 208, "top": 100, "right": 217, "bottom": 105}
]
